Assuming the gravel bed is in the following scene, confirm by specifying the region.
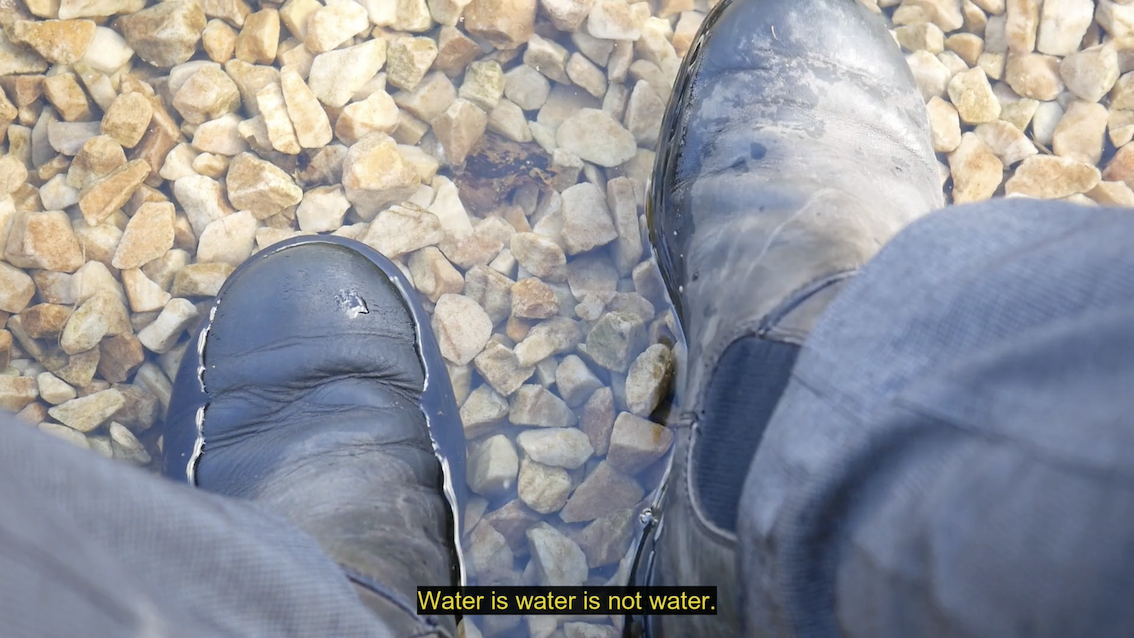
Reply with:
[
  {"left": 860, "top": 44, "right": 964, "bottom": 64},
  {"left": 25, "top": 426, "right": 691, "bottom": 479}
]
[{"left": 0, "top": 0, "right": 1123, "bottom": 636}]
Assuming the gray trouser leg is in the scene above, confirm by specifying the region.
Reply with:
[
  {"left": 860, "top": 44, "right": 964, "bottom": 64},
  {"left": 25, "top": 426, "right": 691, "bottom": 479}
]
[
  {"left": 739, "top": 200, "right": 1134, "bottom": 638},
  {"left": 0, "top": 419, "right": 387, "bottom": 638}
]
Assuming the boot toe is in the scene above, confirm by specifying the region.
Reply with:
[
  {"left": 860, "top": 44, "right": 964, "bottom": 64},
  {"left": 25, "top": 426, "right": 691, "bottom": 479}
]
[{"left": 162, "top": 236, "right": 464, "bottom": 506}]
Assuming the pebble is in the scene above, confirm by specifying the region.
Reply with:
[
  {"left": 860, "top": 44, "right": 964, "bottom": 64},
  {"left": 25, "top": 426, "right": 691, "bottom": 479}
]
[
  {"left": 588, "top": 0, "right": 641, "bottom": 40},
  {"left": 895, "top": 22, "right": 944, "bottom": 53},
  {"left": 78, "top": 159, "right": 150, "bottom": 225},
  {"left": 607, "top": 411, "right": 673, "bottom": 474},
  {"left": 137, "top": 297, "right": 199, "bottom": 353},
  {"left": 556, "top": 355, "right": 603, "bottom": 407},
  {"left": 623, "top": 344, "right": 673, "bottom": 417},
  {"left": 567, "top": 53, "right": 608, "bottom": 99},
  {"left": 457, "top": 60, "right": 504, "bottom": 113},
  {"left": 527, "top": 523, "right": 589, "bottom": 586},
  {"left": 948, "top": 132, "right": 1004, "bottom": 203},
  {"left": 1088, "top": 180, "right": 1134, "bottom": 207},
  {"left": 258, "top": 81, "right": 301, "bottom": 154},
  {"left": 544, "top": 0, "right": 594, "bottom": 31},
  {"left": 234, "top": 9, "right": 280, "bottom": 64},
  {"left": 305, "top": 0, "right": 368, "bottom": 53},
  {"left": 5, "top": 210, "right": 85, "bottom": 273},
  {"left": 1036, "top": 0, "right": 1094, "bottom": 57},
  {"left": 1111, "top": 111, "right": 1134, "bottom": 149},
  {"left": 511, "top": 232, "right": 568, "bottom": 282},
  {"left": 39, "top": 422, "right": 91, "bottom": 449},
  {"left": 37, "top": 371, "right": 77, "bottom": 405},
  {"left": 227, "top": 152, "right": 302, "bottom": 219},
  {"left": 509, "top": 384, "right": 576, "bottom": 427},
  {"left": 467, "top": 433, "right": 519, "bottom": 496},
  {"left": 504, "top": 65, "right": 551, "bottom": 111},
  {"left": 116, "top": 0, "right": 205, "bottom": 68},
  {"left": 559, "top": 461, "right": 643, "bottom": 523},
  {"left": 172, "top": 65, "right": 241, "bottom": 124},
  {"left": 927, "top": 96, "right": 962, "bottom": 152},
  {"left": 432, "top": 98, "right": 487, "bottom": 165},
  {"left": 474, "top": 340, "right": 535, "bottom": 396},
  {"left": 112, "top": 201, "right": 175, "bottom": 269},
  {"left": 432, "top": 293, "right": 493, "bottom": 365},
  {"left": 556, "top": 108, "right": 637, "bottom": 168},
  {"left": 464, "top": 0, "right": 536, "bottom": 49},
  {"left": 197, "top": 210, "right": 257, "bottom": 267},
  {"left": 387, "top": 37, "right": 439, "bottom": 92},
  {"left": 488, "top": 99, "right": 533, "bottom": 143},
  {"left": 122, "top": 268, "right": 171, "bottom": 313},
  {"left": 296, "top": 185, "right": 351, "bottom": 233},
  {"left": 512, "top": 278, "right": 559, "bottom": 319},
  {"left": 623, "top": 80, "right": 664, "bottom": 148},
  {"left": 280, "top": 68, "right": 333, "bottom": 149},
  {"left": 360, "top": 203, "right": 444, "bottom": 258},
  {"left": 308, "top": 39, "right": 388, "bottom": 108},
  {"left": 0, "top": 376, "right": 39, "bottom": 412},
  {"left": 1052, "top": 100, "right": 1108, "bottom": 165},
  {"left": 947, "top": 67, "right": 1001, "bottom": 124},
  {"left": 467, "top": 520, "right": 515, "bottom": 583},
  {"left": 10, "top": 19, "right": 96, "bottom": 65},
  {"left": 47, "top": 388, "right": 124, "bottom": 432},
  {"left": 336, "top": 91, "right": 400, "bottom": 145},
  {"left": 518, "top": 459, "right": 572, "bottom": 514},
  {"left": 1004, "top": 154, "right": 1101, "bottom": 198},
  {"left": 1005, "top": 53, "right": 1065, "bottom": 100},
  {"left": 460, "top": 384, "right": 510, "bottom": 438},
  {"left": 944, "top": 33, "right": 982, "bottom": 66},
  {"left": 974, "top": 120, "right": 1037, "bottom": 166},
  {"left": 20, "top": 304, "right": 72, "bottom": 339},
  {"left": 1005, "top": 0, "right": 1039, "bottom": 53},
  {"left": 1060, "top": 44, "right": 1120, "bottom": 103},
  {"left": 516, "top": 427, "right": 593, "bottom": 469},
  {"left": 341, "top": 133, "right": 421, "bottom": 218},
  {"left": 907, "top": 50, "right": 951, "bottom": 100},
  {"left": 110, "top": 421, "right": 151, "bottom": 465},
  {"left": 170, "top": 263, "right": 233, "bottom": 298},
  {"left": 1031, "top": 100, "right": 1064, "bottom": 146},
  {"left": 193, "top": 114, "right": 248, "bottom": 156},
  {"left": 514, "top": 317, "right": 582, "bottom": 367},
  {"left": 570, "top": 508, "right": 636, "bottom": 568},
  {"left": 586, "top": 311, "right": 646, "bottom": 373}
]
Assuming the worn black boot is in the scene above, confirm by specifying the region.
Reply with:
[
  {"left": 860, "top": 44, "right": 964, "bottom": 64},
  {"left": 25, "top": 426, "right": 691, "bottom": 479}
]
[
  {"left": 163, "top": 236, "right": 466, "bottom": 637},
  {"left": 633, "top": 0, "right": 943, "bottom": 635}
]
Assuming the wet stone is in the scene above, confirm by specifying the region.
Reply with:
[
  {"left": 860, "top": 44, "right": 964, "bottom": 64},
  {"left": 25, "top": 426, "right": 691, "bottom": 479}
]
[
  {"left": 460, "top": 383, "right": 510, "bottom": 438},
  {"left": 607, "top": 411, "right": 673, "bottom": 474},
  {"left": 465, "top": 265, "right": 514, "bottom": 325},
  {"left": 47, "top": 387, "right": 124, "bottom": 432},
  {"left": 516, "top": 426, "right": 593, "bottom": 469},
  {"left": 467, "top": 433, "right": 520, "bottom": 497},
  {"left": 509, "top": 384, "right": 576, "bottom": 428},
  {"left": 585, "top": 311, "right": 646, "bottom": 373},
  {"left": 432, "top": 293, "right": 493, "bottom": 366},
  {"left": 527, "top": 523, "right": 588, "bottom": 586},
  {"left": 514, "top": 316, "right": 582, "bottom": 368},
  {"left": 559, "top": 460, "right": 643, "bottom": 523},
  {"left": 556, "top": 355, "right": 603, "bottom": 407},
  {"left": 0, "top": 376, "right": 39, "bottom": 412},
  {"left": 624, "top": 344, "right": 673, "bottom": 417},
  {"left": 569, "top": 508, "right": 636, "bottom": 568},
  {"left": 517, "top": 458, "right": 572, "bottom": 514},
  {"left": 512, "top": 278, "right": 559, "bottom": 320}
]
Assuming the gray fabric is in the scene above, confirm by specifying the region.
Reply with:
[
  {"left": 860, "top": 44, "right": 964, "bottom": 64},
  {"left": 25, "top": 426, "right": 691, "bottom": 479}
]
[
  {"left": 0, "top": 419, "right": 388, "bottom": 638},
  {"left": 739, "top": 199, "right": 1134, "bottom": 637}
]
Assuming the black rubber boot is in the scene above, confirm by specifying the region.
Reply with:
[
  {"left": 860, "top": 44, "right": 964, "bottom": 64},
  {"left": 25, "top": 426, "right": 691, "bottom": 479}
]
[
  {"left": 162, "top": 236, "right": 466, "bottom": 637},
  {"left": 632, "top": 1, "right": 943, "bottom": 636}
]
